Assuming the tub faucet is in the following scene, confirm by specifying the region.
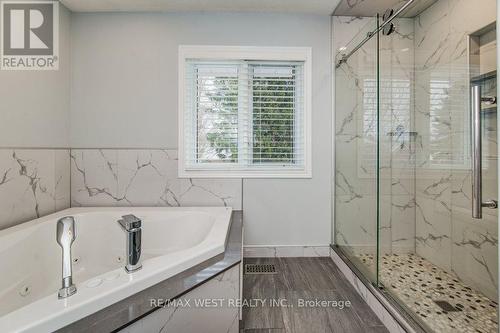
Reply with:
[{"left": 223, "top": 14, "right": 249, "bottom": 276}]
[
  {"left": 117, "top": 214, "right": 142, "bottom": 273},
  {"left": 56, "top": 216, "right": 77, "bottom": 299}
]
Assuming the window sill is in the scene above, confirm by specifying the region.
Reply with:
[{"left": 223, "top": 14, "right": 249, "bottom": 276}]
[{"left": 178, "top": 169, "right": 312, "bottom": 179}]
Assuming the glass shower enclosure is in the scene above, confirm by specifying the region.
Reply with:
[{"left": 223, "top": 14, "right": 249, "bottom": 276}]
[{"left": 333, "top": 1, "right": 498, "bottom": 332}]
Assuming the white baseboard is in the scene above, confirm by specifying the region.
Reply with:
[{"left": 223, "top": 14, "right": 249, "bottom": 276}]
[{"left": 243, "top": 245, "right": 331, "bottom": 258}]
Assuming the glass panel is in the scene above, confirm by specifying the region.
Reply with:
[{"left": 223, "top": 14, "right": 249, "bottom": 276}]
[
  {"left": 377, "top": 1, "right": 498, "bottom": 333},
  {"left": 334, "top": 16, "right": 380, "bottom": 283},
  {"left": 334, "top": 1, "right": 498, "bottom": 332},
  {"left": 377, "top": 9, "right": 416, "bottom": 284}
]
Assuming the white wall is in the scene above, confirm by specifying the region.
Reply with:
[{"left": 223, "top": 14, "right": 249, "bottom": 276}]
[
  {"left": 70, "top": 12, "right": 332, "bottom": 246},
  {"left": 0, "top": 5, "right": 71, "bottom": 148}
]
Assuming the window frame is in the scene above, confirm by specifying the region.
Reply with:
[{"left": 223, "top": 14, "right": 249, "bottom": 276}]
[{"left": 178, "top": 45, "right": 312, "bottom": 178}]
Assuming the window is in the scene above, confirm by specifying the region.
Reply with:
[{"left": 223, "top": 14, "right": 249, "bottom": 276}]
[{"left": 178, "top": 46, "right": 311, "bottom": 178}]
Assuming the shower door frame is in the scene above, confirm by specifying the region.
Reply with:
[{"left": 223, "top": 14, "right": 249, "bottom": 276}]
[
  {"left": 332, "top": 7, "right": 432, "bottom": 332},
  {"left": 332, "top": 0, "right": 500, "bottom": 332}
]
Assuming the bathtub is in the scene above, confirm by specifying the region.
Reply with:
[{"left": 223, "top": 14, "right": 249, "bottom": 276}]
[{"left": 0, "top": 207, "right": 233, "bottom": 333}]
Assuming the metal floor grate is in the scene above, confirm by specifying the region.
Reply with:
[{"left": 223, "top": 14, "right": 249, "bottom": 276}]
[
  {"left": 434, "top": 300, "right": 461, "bottom": 312},
  {"left": 244, "top": 263, "right": 277, "bottom": 274}
]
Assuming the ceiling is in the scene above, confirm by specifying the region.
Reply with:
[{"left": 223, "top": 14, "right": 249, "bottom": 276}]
[
  {"left": 60, "top": 0, "right": 341, "bottom": 14},
  {"left": 333, "top": 0, "right": 438, "bottom": 18}
]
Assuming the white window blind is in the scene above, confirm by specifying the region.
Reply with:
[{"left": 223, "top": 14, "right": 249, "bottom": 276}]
[{"left": 182, "top": 59, "right": 307, "bottom": 177}]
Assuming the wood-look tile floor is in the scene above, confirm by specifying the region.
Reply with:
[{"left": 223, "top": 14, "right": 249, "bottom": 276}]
[{"left": 241, "top": 257, "right": 389, "bottom": 333}]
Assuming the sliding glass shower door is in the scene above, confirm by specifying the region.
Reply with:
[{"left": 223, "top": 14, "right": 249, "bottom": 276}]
[
  {"left": 334, "top": 16, "right": 380, "bottom": 283},
  {"left": 334, "top": 1, "right": 498, "bottom": 332}
]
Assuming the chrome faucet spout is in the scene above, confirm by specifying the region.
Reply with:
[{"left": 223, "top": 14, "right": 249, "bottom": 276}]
[
  {"left": 117, "top": 214, "right": 142, "bottom": 273},
  {"left": 56, "top": 216, "right": 77, "bottom": 298}
]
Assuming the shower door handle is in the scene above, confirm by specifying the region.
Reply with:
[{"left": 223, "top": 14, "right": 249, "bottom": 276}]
[{"left": 471, "top": 85, "right": 498, "bottom": 219}]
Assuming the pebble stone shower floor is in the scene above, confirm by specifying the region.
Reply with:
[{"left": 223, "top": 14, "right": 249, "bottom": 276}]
[{"left": 356, "top": 253, "right": 498, "bottom": 333}]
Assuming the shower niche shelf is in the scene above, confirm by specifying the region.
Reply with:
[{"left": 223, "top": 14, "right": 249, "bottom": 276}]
[
  {"left": 469, "top": 23, "right": 497, "bottom": 115},
  {"left": 471, "top": 70, "right": 496, "bottom": 85}
]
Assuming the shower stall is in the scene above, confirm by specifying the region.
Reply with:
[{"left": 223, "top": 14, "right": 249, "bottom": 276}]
[{"left": 333, "top": 0, "right": 498, "bottom": 332}]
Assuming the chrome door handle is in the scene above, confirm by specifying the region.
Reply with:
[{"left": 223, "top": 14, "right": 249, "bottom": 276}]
[{"left": 471, "top": 85, "right": 498, "bottom": 219}]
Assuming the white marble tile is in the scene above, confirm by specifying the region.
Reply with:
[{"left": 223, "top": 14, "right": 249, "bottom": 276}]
[
  {"left": 0, "top": 149, "right": 70, "bottom": 230},
  {"left": 335, "top": 194, "right": 377, "bottom": 251},
  {"left": 71, "top": 149, "right": 242, "bottom": 209},
  {"left": 379, "top": 194, "right": 416, "bottom": 255},
  {"left": 448, "top": 0, "right": 496, "bottom": 37},
  {"left": 390, "top": 195, "right": 415, "bottom": 253},
  {"left": 243, "top": 246, "right": 330, "bottom": 258},
  {"left": 333, "top": 16, "right": 374, "bottom": 58},
  {"left": 70, "top": 149, "right": 120, "bottom": 206},
  {"left": 243, "top": 246, "right": 279, "bottom": 258},
  {"left": 116, "top": 149, "right": 171, "bottom": 206},
  {"left": 452, "top": 207, "right": 498, "bottom": 300},
  {"left": 415, "top": 196, "right": 452, "bottom": 271},
  {"left": 413, "top": 0, "right": 498, "bottom": 301},
  {"left": 177, "top": 178, "right": 242, "bottom": 209},
  {"left": 334, "top": 0, "right": 406, "bottom": 19},
  {"left": 413, "top": 6, "right": 454, "bottom": 269},
  {"left": 301, "top": 246, "right": 331, "bottom": 257},
  {"left": 120, "top": 264, "right": 240, "bottom": 333},
  {"left": 55, "top": 150, "right": 71, "bottom": 211}
]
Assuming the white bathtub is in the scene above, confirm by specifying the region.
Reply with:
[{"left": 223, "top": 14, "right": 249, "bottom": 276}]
[{"left": 0, "top": 207, "right": 232, "bottom": 333}]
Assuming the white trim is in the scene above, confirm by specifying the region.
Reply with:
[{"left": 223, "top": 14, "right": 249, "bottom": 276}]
[
  {"left": 178, "top": 45, "right": 312, "bottom": 178},
  {"left": 243, "top": 245, "right": 331, "bottom": 258}
]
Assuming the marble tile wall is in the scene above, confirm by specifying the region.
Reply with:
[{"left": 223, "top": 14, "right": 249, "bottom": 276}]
[
  {"left": 0, "top": 149, "right": 70, "bottom": 230},
  {"left": 0, "top": 147, "right": 242, "bottom": 229},
  {"left": 334, "top": 0, "right": 407, "bottom": 17},
  {"left": 413, "top": 0, "right": 498, "bottom": 300},
  {"left": 70, "top": 149, "right": 243, "bottom": 209},
  {"left": 414, "top": 0, "right": 455, "bottom": 277},
  {"left": 379, "top": 17, "right": 416, "bottom": 255},
  {"left": 243, "top": 246, "right": 331, "bottom": 258}
]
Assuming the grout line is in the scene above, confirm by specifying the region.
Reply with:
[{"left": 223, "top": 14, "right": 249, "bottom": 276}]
[{"left": 241, "top": 178, "right": 244, "bottom": 212}]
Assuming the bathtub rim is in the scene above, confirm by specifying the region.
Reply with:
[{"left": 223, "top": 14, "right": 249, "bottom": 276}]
[
  {"left": 0, "top": 206, "right": 234, "bottom": 333},
  {"left": 57, "top": 210, "right": 243, "bottom": 333}
]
